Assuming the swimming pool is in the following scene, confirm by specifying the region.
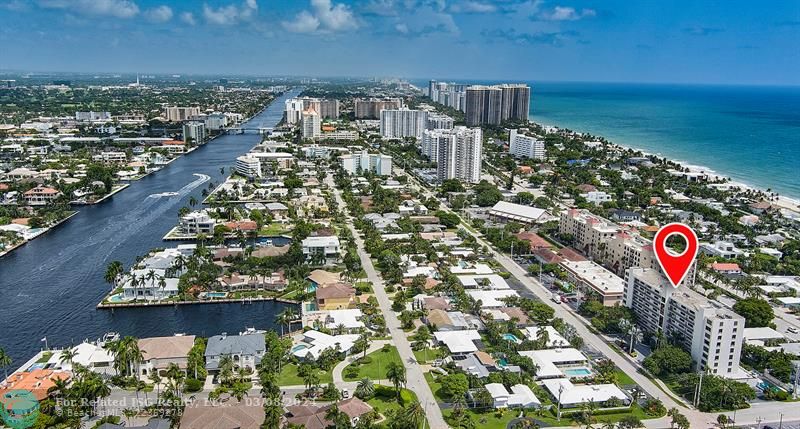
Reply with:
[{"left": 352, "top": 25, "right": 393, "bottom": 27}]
[
  {"left": 206, "top": 292, "right": 228, "bottom": 298},
  {"left": 564, "top": 368, "right": 592, "bottom": 377},
  {"left": 292, "top": 344, "right": 309, "bottom": 353},
  {"left": 503, "top": 333, "right": 522, "bottom": 343},
  {"left": 107, "top": 293, "right": 128, "bottom": 303}
]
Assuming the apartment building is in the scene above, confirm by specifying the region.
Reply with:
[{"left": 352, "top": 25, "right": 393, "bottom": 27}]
[
  {"left": 509, "top": 129, "right": 545, "bottom": 160},
  {"left": 354, "top": 98, "right": 402, "bottom": 119},
  {"left": 339, "top": 150, "right": 392, "bottom": 176},
  {"left": 625, "top": 268, "right": 743, "bottom": 376},
  {"left": 465, "top": 84, "right": 530, "bottom": 126},
  {"left": 558, "top": 209, "right": 619, "bottom": 258},
  {"left": 301, "top": 108, "right": 321, "bottom": 139},
  {"left": 379, "top": 108, "right": 428, "bottom": 139},
  {"left": 436, "top": 126, "right": 482, "bottom": 184},
  {"left": 164, "top": 106, "right": 201, "bottom": 122}
]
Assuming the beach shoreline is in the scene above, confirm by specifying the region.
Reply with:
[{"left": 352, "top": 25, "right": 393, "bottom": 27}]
[{"left": 531, "top": 118, "right": 800, "bottom": 216}]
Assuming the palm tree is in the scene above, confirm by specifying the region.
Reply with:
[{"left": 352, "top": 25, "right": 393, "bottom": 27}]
[
  {"left": 385, "top": 361, "right": 406, "bottom": 400},
  {"left": 149, "top": 371, "right": 162, "bottom": 397},
  {"left": 104, "top": 260, "right": 124, "bottom": 291},
  {"left": 0, "top": 347, "right": 13, "bottom": 381},
  {"left": 354, "top": 333, "right": 370, "bottom": 360},
  {"left": 355, "top": 377, "right": 374, "bottom": 399},
  {"left": 403, "top": 400, "right": 426, "bottom": 429},
  {"left": 122, "top": 408, "right": 137, "bottom": 426},
  {"left": 218, "top": 355, "right": 234, "bottom": 386},
  {"left": 188, "top": 196, "right": 198, "bottom": 208},
  {"left": 59, "top": 347, "right": 77, "bottom": 367}
]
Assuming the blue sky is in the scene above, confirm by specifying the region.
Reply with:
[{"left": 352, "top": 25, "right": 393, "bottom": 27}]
[{"left": 0, "top": 0, "right": 798, "bottom": 85}]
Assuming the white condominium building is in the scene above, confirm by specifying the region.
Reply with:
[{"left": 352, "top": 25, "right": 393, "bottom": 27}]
[
  {"left": 426, "top": 113, "right": 455, "bottom": 130},
  {"left": 182, "top": 121, "right": 206, "bottom": 144},
  {"left": 421, "top": 128, "right": 453, "bottom": 163},
  {"left": 379, "top": 109, "right": 428, "bottom": 139},
  {"left": 340, "top": 150, "right": 393, "bottom": 176},
  {"left": 509, "top": 129, "right": 545, "bottom": 160},
  {"left": 234, "top": 155, "right": 262, "bottom": 179},
  {"left": 436, "top": 126, "right": 482, "bottom": 184},
  {"left": 301, "top": 108, "right": 321, "bottom": 139},
  {"left": 625, "top": 268, "right": 743, "bottom": 376}
]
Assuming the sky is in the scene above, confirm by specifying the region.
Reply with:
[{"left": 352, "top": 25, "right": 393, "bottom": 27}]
[{"left": 0, "top": 0, "right": 798, "bottom": 85}]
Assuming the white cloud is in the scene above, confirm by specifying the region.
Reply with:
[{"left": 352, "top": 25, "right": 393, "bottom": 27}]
[
  {"left": 203, "top": 0, "right": 258, "bottom": 25},
  {"left": 180, "top": 11, "right": 196, "bottom": 26},
  {"left": 449, "top": 1, "right": 497, "bottom": 13},
  {"left": 282, "top": 10, "right": 320, "bottom": 33},
  {"left": 38, "top": 0, "right": 140, "bottom": 18},
  {"left": 539, "top": 6, "right": 595, "bottom": 21},
  {"left": 144, "top": 5, "right": 172, "bottom": 23},
  {"left": 395, "top": 22, "right": 409, "bottom": 34},
  {"left": 282, "top": 0, "right": 358, "bottom": 34}
]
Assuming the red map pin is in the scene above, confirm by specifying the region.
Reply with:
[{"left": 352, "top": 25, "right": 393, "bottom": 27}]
[{"left": 653, "top": 222, "right": 699, "bottom": 288}]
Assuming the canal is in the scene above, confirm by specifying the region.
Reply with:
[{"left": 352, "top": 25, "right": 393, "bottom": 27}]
[{"left": 0, "top": 89, "right": 302, "bottom": 363}]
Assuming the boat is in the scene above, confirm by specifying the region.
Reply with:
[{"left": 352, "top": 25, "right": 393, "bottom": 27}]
[{"left": 101, "top": 332, "right": 119, "bottom": 344}]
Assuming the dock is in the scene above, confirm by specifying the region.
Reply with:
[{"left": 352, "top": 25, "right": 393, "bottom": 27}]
[{"left": 97, "top": 295, "right": 299, "bottom": 309}]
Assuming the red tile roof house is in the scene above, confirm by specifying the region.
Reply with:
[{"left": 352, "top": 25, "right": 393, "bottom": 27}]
[
  {"left": 710, "top": 262, "right": 743, "bottom": 276},
  {"left": 224, "top": 220, "right": 258, "bottom": 232},
  {"left": 516, "top": 232, "right": 554, "bottom": 251},
  {"left": 24, "top": 186, "right": 61, "bottom": 206},
  {"left": 286, "top": 398, "right": 373, "bottom": 429}
]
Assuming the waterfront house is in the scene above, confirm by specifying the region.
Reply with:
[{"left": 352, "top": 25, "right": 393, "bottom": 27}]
[
  {"left": 286, "top": 397, "right": 373, "bottom": 429},
  {"left": 121, "top": 268, "right": 179, "bottom": 301},
  {"left": 24, "top": 185, "right": 61, "bottom": 206},
  {"left": 180, "top": 401, "right": 264, "bottom": 429},
  {"left": 316, "top": 282, "right": 356, "bottom": 310},
  {"left": 0, "top": 369, "right": 72, "bottom": 401},
  {"left": 292, "top": 330, "right": 359, "bottom": 360},
  {"left": 137, "top": 335, "right": 195, "bottom": 377},
  {"left": 205, "top": 332, "right": 266, "bottom": 373},
  {"left": 323, "top": 309, "right": 365, "bottom": 332},
  {"left": 180, "top": 210, "right": 217, "bottom": 235},
  {"left": 306, "top": 269, "right": 340, "bottom": 291},
  {"left": 57, "top": 341, "right": 116, "bottom": 375},
  {"left": 264, "top": 202, "right": 289, "bottom": 220}
]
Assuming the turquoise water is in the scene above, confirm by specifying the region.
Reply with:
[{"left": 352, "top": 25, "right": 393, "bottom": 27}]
[
  {"left": 564, "top": 367, "right": 592, "bottom": 377},
  {"left": 530, "top": 82, "right": 800, "bottom": 199},
  {"left": 503, "top": 333, "right": 521, "bottom": 343},
  {"left": 292, "top": 344, "right": 309, "bottom": 353},
  {"left": 206, "top": 292, "right": 228, "bottom": 298}
]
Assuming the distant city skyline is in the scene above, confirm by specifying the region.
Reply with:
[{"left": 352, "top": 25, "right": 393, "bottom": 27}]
[{"left": 1, "top": 0, "right": 798, "bottom": 86}]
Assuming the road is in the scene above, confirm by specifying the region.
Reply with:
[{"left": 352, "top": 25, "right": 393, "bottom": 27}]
[
  {"left": 329, "top": 177, "right": 449, "bottom": 429},
  {"left": 399, "top": 164, "right": 800, "bottom": 428}
]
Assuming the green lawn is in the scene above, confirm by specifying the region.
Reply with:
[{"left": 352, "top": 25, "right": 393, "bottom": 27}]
[
  {"left": 259, "top": 223, "right": 291, "bottom": 236},
  {"left": 343, "top": 346, "right": 403, "bottom": 381},
  {"left": 276, "top": 363, "right": 333, "bottom": 387},
  {"left": 367, "top": 386, "right": 421, "bottom": 428},
  {"left": 36, "top": 351, "right": 53, "bottom": 364},
  {"left": 615, "top": 369, "right": 637, "bottom": 386},
  {"left": 413, "top": 347, "right": 447, "bottom": 364}
]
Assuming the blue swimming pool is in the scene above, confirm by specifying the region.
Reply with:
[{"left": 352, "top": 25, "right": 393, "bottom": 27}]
[
  {"left": 564, "top": 368, "right": 592, "bottom": 377},
  {"left": 292, "top": 344, "right": 309, "bottom": 353},
  {"left": 107, "top": 293, "right": 127, "bottom": 303},
  {"left": 503, "top": 333, "right": 521, "bottom": 343},
  {"left": 206, "top": 292, "right": 228, "bottom": 298}
]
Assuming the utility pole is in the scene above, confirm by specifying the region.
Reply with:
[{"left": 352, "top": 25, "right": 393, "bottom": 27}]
[
  {"left": 793, "top": 362, "right": 800, "bottom": 399},
  {"left": 694, "top": 370, "right": 705, "bottom": 408},
  {"left": 556, "top": 385, "right": 564, "bottom": 421}
]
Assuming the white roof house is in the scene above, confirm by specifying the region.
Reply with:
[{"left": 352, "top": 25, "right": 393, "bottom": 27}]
[
  {"left": 542, "top": 378, "right": 628, "bottom": 407},
  {"left": 324, "top": 309, "right": 365, "bottom": 330},
  {"left": 519, "top": 348, "right": 589, "bottom": 379},
  {"left": 433, "top": 330, "right": 482, "bottom": 354},
  {"left": 458, "top": 274, "right": 511, "bottom": 290},
  {"left": 54, "top": 342, "right": 115, "bottom": 374},
  {"left": 484, "top": 383, "right": 541, "bottom": 409},
  {"left": 489, "top": 201, "right": 547, "bottom": 224},
  {"left": 294, "top": 330, "right": 359, "bottom": 360},
  {"left": 466, "top": 290, "right": 519, "bottom": 309},
  {"left": 450, "top": 262, "right": 494, "bottom": 276},
  {"left": 523, "top": 326, "right": 569, "bottom": 348}
]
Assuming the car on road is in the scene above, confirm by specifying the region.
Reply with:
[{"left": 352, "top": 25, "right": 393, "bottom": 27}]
[
  {"left": 788, "top": 326, "right": 799, "bottom": 334},
  {"left": 342, "top": 389, "right": 350, "bottom": 398},
  {"left": 552, "top": 293, "right": 561, "bottom": 303}
]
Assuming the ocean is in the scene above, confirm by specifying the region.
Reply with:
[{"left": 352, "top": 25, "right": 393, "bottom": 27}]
[
  {"left": 530, "top": 82, "right": 800, "bottom": 199},
  {"left": 419, "top": 80, "right": 800, "bottom": 199}
]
